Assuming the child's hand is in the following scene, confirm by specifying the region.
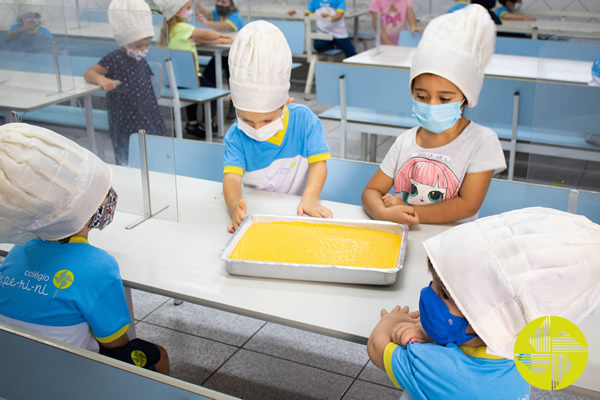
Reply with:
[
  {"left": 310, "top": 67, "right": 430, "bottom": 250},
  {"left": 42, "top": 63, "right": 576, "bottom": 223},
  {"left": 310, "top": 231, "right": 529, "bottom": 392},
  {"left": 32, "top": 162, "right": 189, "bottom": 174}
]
[
  {"left": 320, "top": 12, "right": 330, "bottom": 18},
  {"left": 197, "top": 13, "right": 207, "bottom": 24},
  {"left": 97, "top": 77, "right": 117, "bottom": 92},
  {"left": 228, "top": 199, "right": 247, "bottom": 233},
  {"left": 287, "top": 10, "right": 297, "bottom": 16},
  {"left": 410, "top": 26, "right": 424, "bottom": 35},
  {"left": 380, "top": 305, "right": 420, "bottom": 324},
  {"left": 381, "top": 193, "right": 402, "bottom": 208},
  {"left": 218, "top": 35, "right": 234, "bottom": 44},
  {"left": 382, "top": 205, "right": 419, "bottom": 226},
  {"left": 22, "top": 21, "right": 37, "bottom": 32},
  {"left": 297, "top": 199, "right": 333, "bottom": 218},
  {"left": 390, "top": 321, "right": 430, "bottom": 348}
]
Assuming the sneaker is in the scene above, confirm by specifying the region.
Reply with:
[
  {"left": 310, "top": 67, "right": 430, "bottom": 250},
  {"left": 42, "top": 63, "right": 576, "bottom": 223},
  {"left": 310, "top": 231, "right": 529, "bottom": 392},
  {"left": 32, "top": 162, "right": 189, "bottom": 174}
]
[{"left": 185, "top": 122, "right": 205, "bottom": 139}]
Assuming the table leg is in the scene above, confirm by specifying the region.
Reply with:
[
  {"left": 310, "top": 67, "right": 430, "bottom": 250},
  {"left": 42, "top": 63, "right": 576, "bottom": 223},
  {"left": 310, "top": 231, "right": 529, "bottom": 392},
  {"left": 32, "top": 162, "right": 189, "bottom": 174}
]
[
  {"left": 83, "top": 95, "right": 98, "bottom": 155},
  {"left": 214, "top": 49, "right": 225, "bottom": 138},
  {"left": 124, "top": 287, "right": 137, "bottom": 339},
  {"left": 353, "top": 16, "right": 359, "bottom": 49}
]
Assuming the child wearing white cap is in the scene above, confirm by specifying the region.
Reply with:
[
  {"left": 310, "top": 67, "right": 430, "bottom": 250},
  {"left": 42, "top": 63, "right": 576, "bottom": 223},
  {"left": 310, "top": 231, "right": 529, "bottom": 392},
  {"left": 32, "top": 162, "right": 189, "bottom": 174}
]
[
  {"left": 0, "top": 123, "right": 170, "bottom": 374},
  {"left": 5, "top": 0, "right": 52, "bottom": 45},
  {"left": 84, "top": 0, "right": 167, "bottom": 165},
  {"left": 155, "top": 0, "right": 234, "bottom": 137},
  {"left": 362, "top": 5, "right": 506, "bottom": 226},
  {"left": 368, "top": 207, "right": 600, "bottom": 399},
  {"left": 223, "top": 21, "right": 333, "bottom": 233}
]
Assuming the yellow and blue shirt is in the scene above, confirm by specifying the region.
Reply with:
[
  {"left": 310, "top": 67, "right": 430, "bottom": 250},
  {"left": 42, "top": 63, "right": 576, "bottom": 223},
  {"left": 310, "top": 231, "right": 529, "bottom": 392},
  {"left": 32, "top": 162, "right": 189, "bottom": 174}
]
[
  {"left": 224, "top": 103, "right": 331, "bottom": 195},
  {"left": 496, "top": 7, "right": 510, "bottom": 19},
  {"left": 383, "top": 342, "right": 529, "bottom": 399},
  {"left": 306, "top": 0, "right": 349, "bottom": 38},
  {"left": 209, "top": 9, "right": 244, "bottom": 31},
  {"left": 0, "top": 238, "right": 131, "bottom": 352}
]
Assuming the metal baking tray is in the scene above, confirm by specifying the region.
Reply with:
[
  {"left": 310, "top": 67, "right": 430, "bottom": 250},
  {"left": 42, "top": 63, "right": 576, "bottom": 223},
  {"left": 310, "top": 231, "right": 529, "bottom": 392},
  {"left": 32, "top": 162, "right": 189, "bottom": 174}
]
[{"left": 218, "top": 214, "right": 408, "bottom": 285}]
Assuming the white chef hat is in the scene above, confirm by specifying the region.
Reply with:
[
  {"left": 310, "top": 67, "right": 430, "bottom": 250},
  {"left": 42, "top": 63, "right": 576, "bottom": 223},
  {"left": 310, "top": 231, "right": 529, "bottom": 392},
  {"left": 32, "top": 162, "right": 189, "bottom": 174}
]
[
  {"left": 0, "top": 123, "right": 112, "bottom": 245},
  {"left": 151, "top": 0, "right": 187, "bottom": 21},
  {"left": 228, "top": 20, "right": 292, "bottom": 112},
  {"left": 423, "top": 207, "right": 600, "bottom": 360},
  {"left": 410, "top": 4, "right": 496, "bottom": 107},
  {"left": 109, "top": 0, "right": 155, "bottom": 47},
  {"left": 17, "top": 0, "right": 44, "bottom": 19}
]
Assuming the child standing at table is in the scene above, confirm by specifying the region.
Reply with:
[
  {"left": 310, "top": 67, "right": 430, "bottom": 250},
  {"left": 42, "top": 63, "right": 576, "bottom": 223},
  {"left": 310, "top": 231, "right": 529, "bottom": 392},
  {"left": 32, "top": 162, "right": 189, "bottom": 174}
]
[
  {"left": 0, "top": 123, "right": 170, "bottom": 374},
  {"left": 84, "top": 0, "right": 167, "bottom": 166},
  {"left": 223, "top": 21, "right": 332, "bottom": 233},
  {"left": 154, "top": 0, "right": 234, "bottom": 137},
  {"left": 368, "top": 207, "right": 600, "bottom": 399},
  {"left": 362, "top": 5, "right": 506, "bottom": 226},
  {"left": 496, "top": 0, "right": 535, "bottom": 21},
  {"left": 289, "top": 0, "right": 357, "bottom": 58},
  {"left": 368, "top": 0, "right": 422, "bottom": 46}
]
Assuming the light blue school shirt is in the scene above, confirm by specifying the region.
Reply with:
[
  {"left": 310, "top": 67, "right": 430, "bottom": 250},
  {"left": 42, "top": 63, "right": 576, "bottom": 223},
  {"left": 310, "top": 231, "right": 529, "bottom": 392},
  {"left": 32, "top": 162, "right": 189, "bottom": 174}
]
[
  {"left": 384, "top": 342, "right": 530, "bottom": 400},
  {"left": 496, "top": 7, "right": 510, "bottom": 19},
  {"left": 447, "top": 1, "right": 468, "bottom": 13},
  {"left": 210, "top": 9, "right": 244, "bottom": 31}
]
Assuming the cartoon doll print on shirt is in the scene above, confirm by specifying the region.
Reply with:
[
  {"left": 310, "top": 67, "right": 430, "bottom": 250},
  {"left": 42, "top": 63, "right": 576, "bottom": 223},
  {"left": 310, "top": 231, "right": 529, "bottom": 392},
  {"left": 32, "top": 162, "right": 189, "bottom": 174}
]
[
  {"left": 394, "top": 157, "right": 460, "bottom": 205},
  {"left": 383, "top": 4, "right": 405, "bottom": 36}
]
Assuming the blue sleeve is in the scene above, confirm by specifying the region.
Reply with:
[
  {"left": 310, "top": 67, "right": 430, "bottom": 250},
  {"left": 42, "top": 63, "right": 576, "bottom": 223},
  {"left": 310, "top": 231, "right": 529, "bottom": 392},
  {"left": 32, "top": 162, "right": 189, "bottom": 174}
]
[
  {"left": 223, "top": 125, "right": 246, "bottom": 170},
  {"left": 38, "top": 27, "right": 52, "bottom": 37},
  {"left": 306, "top": 0, "right": 318, "bottom": 13},
  {"left": 8, "top": 24, "right": 20, "bottom": 32},
  {"left": 226, "top": 11, "right": 244, "bottom": 31},
  {"left": 211, "top": 9, "right": 219, "bottom": 20},
  {"left": 335, "top": 0, "right": 347, "bottom": 12},
  {"left": 304, "top": 109, "right": 330, "bottom": 158},
  {"left": 85, "top": 278, "right": 131, "bottom": 341},
  {"left": 496, "top": 7, "right": 509, "bottom": 18}
]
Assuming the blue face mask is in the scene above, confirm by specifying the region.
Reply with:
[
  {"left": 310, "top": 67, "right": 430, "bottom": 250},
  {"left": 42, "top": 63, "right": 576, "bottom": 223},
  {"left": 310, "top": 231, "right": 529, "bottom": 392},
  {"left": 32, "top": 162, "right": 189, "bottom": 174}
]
[
  {"left": 418, "top": 282, "right": 477, "bottom": 345},
  {"left": 412, "top": 99, "right": 464, "bottom": 134}
]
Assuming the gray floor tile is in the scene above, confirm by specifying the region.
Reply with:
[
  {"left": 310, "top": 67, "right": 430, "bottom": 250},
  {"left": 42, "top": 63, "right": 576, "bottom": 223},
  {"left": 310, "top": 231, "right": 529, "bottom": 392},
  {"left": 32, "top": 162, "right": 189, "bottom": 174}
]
[
  {"left": 130, "top": 289, "right": 170, "bottom": 321},
  {"left": 204, "top": 349, "right": 354, "bottom": 400},
  {"left": 143, "top": 300, "right": 266, "bottom": 346},
  {"left": 135, "top": 321, "right": 238, "bottom": 387},
  {"left": 244, "top": 323, "right": 369, "bottom": 377},
  {"left": 342, "top": 379, "right": 403, "bottom": 400},
  {"left": 357, "top": 361, "right": 398, "bottom": 389},
  {"left": 530, "top": 386, "right": 589, "bottom": 400}
]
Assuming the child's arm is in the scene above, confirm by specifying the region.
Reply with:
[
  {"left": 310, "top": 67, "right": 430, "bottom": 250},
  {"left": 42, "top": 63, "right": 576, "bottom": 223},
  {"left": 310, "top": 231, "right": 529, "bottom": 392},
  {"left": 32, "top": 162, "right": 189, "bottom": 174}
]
[
  {"left": 408, "top": 170, "right": 493, "bottom": 224},
  {"left": 297, "top": 160, "right": 333, "bottom": 218},
  {"left": 362, "top": 169, "right": 419, "bottom": 225},
  {"left": 370, "top": 12, "right": 394, "bottom": 45},
  {"left": 195, "top": 0, "right": 211, "bottom": 19},
  {"left": 84, "top": 64, "right": 117, "bottom": 92},
  {"left": 196, "top": 11, "right": 235, "bottom": 32},
  {"left": 191, "top": 28, "right": 234, "bottom": 44},
  {"left": 406, "top": 7, "right": 424, "bottom": 35},
  {"left": 328, "top": 10, "right": 345, "bottom": 22},
  {"left": 223, "top": 173, "right": 247, "bottom": 233},
  {"left": 367, "top": 305, "right": 420, "bottom": 370},
  {"left": 5, "top": 21, "right": 36, "bottom": 42},
  {"left": 390, "top": 321, "right": 431, "bottom": 347}
]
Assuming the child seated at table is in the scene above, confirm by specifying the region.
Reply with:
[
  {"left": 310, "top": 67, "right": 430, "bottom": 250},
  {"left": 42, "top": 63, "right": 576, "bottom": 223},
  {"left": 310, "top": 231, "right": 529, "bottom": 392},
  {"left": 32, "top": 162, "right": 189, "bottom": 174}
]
[
  {"left": 368, "top": 0, "right": 422, "bottom": 46},
  {"left": 496, "top": 0, "right": 535, "bottom": 21},
  {"left": 361, "top": 5, "right": 506, "bottom": 225},
  {"left": 449, "top": 0, "right": 501, "bottom": 25},
  {"left": 288, "top": 0, "right": 357, "bottom": 58},
  {"left": 223, "top": 21, "right": 332, "bottom": 233},
  {"left": 0, "top": 123, "right": 170, "bottom": 375},
  {"left": 84, "top": 0, "right": 167, "bottom": 166},
  {"left": 154, "top": 0, "right": 234, "bottom": 138},
  {"left": 367, "top": 207, "right": 600, "bottom": 399},
  {"left": 6, "top": 0, "right": 53, "bottom": 50}
]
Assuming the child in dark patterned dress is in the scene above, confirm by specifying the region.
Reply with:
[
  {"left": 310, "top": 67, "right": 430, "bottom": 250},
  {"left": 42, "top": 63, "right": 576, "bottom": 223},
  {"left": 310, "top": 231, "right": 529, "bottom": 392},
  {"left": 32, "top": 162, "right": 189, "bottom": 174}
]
[{"left": 84, "top": 0, "right": 167, "bottom": 165}]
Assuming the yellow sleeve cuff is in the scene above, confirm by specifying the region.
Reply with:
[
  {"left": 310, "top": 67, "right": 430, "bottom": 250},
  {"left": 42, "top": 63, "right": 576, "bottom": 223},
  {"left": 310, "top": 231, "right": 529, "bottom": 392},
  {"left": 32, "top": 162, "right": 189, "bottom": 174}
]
[
  {"left": 383, "top": 342, "right": 402, "bottom": 389},
  {"left": 336, "top": 9, "right": 346, "bottom": 14},
  {"left": 307, "top": 153, "right": 331, "bottom": 164},
  {"left": 96, "top": 324, "right": 130, "bottom": 344},
  {"left": 305, "top": 9, "right": 313, "bottom": 14},
  {"left": 225, "top": 20, "right": 238, "bottom": 31},
  {"left": 224, "top": 166, "right": 244, "bottom": 176}
]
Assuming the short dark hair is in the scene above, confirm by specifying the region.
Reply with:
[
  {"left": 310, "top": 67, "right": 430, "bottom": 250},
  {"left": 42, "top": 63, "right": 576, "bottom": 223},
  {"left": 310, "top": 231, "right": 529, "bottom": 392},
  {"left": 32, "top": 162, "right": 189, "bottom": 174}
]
[{"left": 497, "top": 0, "right": 510, "bottom": 6}]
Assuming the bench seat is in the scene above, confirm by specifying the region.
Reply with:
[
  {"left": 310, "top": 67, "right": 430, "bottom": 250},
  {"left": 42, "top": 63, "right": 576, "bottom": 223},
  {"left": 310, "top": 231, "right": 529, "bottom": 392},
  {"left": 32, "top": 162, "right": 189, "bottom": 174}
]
[{"left": 19, "top": 105, "right": 109, "bottom": 131}]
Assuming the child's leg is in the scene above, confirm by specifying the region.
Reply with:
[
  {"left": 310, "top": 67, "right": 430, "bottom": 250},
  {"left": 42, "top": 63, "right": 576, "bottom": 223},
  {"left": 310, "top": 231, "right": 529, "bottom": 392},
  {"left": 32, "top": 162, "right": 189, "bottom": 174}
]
[
  {"left": 333, "top": 37, "right": 357, "bottom": 58},
  {"left": 109, "top": 130, "right": 130, "bottom": 166},
  {"left": 313, "top": 39, "right": 335, "bottom": 53}
]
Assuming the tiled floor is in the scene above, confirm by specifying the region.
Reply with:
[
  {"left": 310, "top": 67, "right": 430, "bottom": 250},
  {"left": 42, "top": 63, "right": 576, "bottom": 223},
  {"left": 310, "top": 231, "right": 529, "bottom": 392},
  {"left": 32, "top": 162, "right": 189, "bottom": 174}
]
[{"left": 128, "top": 71, "right": 593, "bottom": 399}]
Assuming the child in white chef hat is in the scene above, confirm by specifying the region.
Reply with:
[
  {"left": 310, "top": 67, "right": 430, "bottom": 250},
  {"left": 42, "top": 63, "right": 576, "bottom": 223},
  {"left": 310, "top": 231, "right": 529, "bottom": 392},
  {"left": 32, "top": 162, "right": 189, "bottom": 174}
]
[
  {"left": 223, "top": 20, "right": 333, "bottom": 233},
  {"left": 0, "top": 123, "right": 170, "bottom": 374},
  {"left": 368, "top": 207, "right": 600, "bottom": 399}
]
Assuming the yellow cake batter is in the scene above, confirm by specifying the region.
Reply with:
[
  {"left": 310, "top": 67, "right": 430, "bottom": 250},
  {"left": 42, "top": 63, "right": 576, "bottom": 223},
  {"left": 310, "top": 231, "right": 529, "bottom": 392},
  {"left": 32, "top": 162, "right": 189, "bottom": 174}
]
[{"left": 229, "top": 221, "right": 402, "bottom": 269}]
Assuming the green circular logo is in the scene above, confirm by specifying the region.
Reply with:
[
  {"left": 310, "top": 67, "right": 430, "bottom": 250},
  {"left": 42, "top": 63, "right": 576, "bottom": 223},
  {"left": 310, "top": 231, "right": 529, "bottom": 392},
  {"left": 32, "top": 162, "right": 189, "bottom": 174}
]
[
  {"left": 131, "top": 350, "right": 147, "bottom": 368},
  {"left": 514, "top": 316, "right": 588, "bottom": 390},
  {"left": 52, "top": 270, "right": 74, "bottom": 298}
]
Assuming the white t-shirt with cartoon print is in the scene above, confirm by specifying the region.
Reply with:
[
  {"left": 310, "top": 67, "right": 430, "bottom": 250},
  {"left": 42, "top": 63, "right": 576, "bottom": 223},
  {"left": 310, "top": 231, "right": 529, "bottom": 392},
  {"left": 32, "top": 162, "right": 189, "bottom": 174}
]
[{"left": 379, "top": 122, "right": 506, "bottom": 218}]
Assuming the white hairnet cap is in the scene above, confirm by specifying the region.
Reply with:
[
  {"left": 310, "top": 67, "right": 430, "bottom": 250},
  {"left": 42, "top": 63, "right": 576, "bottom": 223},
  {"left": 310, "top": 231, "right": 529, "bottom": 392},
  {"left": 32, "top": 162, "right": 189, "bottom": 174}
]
[
  {"left": 228, "top": 20, "right": 291, "bottom": 112},
  {"left": 109, "top": 0, "right": 155, "bottom": 47},
  {"left": 423, "top": 207, "right": 600, "bottom": 359},
  {"left": 410, "top": 4, "right": 495, "bottom": 107},
  {"left": 151, "top": 0, "right": 187, "bottom": 21},
  {"left": 0, "top": 123, "right": 112, "bottom": 245}
]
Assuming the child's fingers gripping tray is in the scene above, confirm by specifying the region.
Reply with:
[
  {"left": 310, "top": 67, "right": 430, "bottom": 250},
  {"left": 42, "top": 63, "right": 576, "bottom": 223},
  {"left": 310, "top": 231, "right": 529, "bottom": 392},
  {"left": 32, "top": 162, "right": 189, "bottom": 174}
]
[{"left": 218, "top": 214, "right": 408, "bottom": 285}]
